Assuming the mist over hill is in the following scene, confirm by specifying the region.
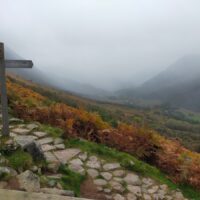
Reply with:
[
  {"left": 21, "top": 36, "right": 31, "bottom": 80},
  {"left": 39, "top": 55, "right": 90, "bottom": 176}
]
[
  {"left": 117, "top": 55, "right": 200, "bottom": 110},
  {"left": 6, "top": 48, "right": 110, "bottom": 98}
]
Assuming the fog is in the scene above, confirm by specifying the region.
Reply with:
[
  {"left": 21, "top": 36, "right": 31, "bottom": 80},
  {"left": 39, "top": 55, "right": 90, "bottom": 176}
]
[{"left": 1, "top": 0, "right": 200, "bottom": 91}]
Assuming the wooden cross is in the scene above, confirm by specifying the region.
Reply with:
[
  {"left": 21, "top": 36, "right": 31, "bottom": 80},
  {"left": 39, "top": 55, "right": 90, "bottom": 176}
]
[{"left": 0, "top": 42, "right": 33, "bottom": 136}]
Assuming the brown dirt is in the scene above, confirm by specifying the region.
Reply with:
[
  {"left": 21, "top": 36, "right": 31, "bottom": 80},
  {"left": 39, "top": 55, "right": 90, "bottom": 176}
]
[
  {"left": 80, "top": 177, "right": 107, "bottom": 200},
  {"left": 5, "top": 177, "right": 20, "bottom": 190}
]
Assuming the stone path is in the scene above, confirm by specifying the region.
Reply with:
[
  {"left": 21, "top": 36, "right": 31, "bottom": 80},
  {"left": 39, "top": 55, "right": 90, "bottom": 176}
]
[{"left": 0, "top": 118, "right": 188, "bottom": 200}]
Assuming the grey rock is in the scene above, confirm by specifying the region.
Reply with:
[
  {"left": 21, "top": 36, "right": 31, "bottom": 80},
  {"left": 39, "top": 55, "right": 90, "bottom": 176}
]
[
  {"left": 101, "top": 172, "right": 112, "bottom": 181},
  {"left": 94, "top": 179, "right": 107, "bottom": 186},
  {"left": 14, "top": 135, "right": 36, "bottom": 148},
  {"left": 69, "top": 158, "right": 83, "bottom": 166},
  {"left": 12, "top": 128, "right": 30, "bottom": 135},
  {"left": 87, "top": 169, "right": 99, "bottom": 178},
  {"left": 9, "top": 118, "right": 24, "bottom": 123},
  {"left": 86, "top": 157, "right": 101, "bottom": 169},
  {"left": 26, "top": 124, "right": 38, "bottom": 131},
  {"left": 79, "top": 152, "right": 88, "bottom": 161},
  {"left": 24, "top": 141, "right": 44, "bottom": 160},
  {"left": 113, "top": 194, "right": 125, "bottom": 200},
  {"left": 109, "top": 181, "right": 124, "bottom": 192},
  {"left": 48, "top": 179, "right": 57, "bottom": 187},
  {"left": 127, "top": 185, "right": 142, "bottom": 196},
  {"left": 104, "top": 188, "right": 111, "bottom": 193},
  {"left": 33, "top": 131, "right": 48, "bottom": 138},
  {"left": 41, "top": 144, "right": 56, "bottom": 152},
  {"left": 17, "top": 170, "right": 40, "bottom": 192},
  {"left": 173, "top": 191, "right": 185, "bottom": 200},
  {"left": 0, "top": 166, "right": 17, "bottom": 177},
  {"left": 54, "top": 149, "right": 81, "bottom": 164},
  {"left": 126, "top": 193, "right": 137, "bottom": 200},
  {"left": 124, "top": 173, "right": 142, "bottom": 185},
  {"left": 103, "top": 163, "right": 121, "bottom": 171},
  {"left": 148, "top": 185, "right": 159, "bottom": 194},
  {"left": 37, "top": 137, "right": 54, "bottom": 145},
  {"left": 31, "top": 166, "right": 38, "bottom": 173},
  {"left": 44, "top": 151, "right": 59, "bottom": 163},
  {"left": 113, "top": 170, "right": 125, "bottom": 177},
  {"left": 143, "top": 194, "right": 152, "bottom": 200},
  {"left": 68, "top": 158, "right": 85, "bottom": 174},
  {"left": 55, "top": 144, "right": 65, "bottom": 150},
  {"left": 54, "top": 138, "right": 64, "bottom": 145}
]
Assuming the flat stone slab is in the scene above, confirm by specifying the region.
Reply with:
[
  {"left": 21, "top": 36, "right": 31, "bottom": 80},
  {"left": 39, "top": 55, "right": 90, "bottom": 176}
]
[
  {"left": 53, "top": 149, "right": 81, "bottom": 164},
  {"left": 55, "top": 144, "right": 65, "bottom": 150},
  {"left": 44, "top": 152, "right": 59, "bottom": 163},
  {"left": 0, "top": 189, "right": 91, "bottom": 200},
  {"left": 26, "top": 124, "right": 39, "bottom": 131},
  {"left": 14, "top": 135, "right": 37, "bottom": 148},
  {"left": 12, "top": 128, "right": 30, "bottom": 135},
  {"left": 41, "top": 144, "right": 56, "bottom": 152},
  {"left": 33, "top": 131, "right": 48, "bottom": 138},
  {"left": 37, "top": 137, "right": 54, "bottom": 145},
  {"left": 103, "top": 163, "right": 121, "bottom": 171}
]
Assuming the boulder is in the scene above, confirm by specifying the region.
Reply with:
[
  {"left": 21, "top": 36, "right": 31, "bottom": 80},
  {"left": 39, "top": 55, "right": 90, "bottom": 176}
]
[
  {"left": 23, "top": 141, "right": 44, "bottom": 160},
  {"left": 17, "top": 170, "right": 40, "bottom": 192}
]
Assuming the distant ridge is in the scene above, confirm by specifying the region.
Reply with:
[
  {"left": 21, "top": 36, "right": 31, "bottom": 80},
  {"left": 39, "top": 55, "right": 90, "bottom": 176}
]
[{"left": 117, "top": 55, "right": 200, "bottom": 110}]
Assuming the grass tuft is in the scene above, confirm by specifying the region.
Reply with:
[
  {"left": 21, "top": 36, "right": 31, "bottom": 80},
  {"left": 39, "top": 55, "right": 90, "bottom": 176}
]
[{"left": 59, "top": 165, "right": 86, "bottom": 197}]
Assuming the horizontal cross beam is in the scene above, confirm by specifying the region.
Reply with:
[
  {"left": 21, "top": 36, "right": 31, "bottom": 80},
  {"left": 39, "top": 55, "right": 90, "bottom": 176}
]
[{"left": 2, "top": 60, "right": 33, "bottom": 68}]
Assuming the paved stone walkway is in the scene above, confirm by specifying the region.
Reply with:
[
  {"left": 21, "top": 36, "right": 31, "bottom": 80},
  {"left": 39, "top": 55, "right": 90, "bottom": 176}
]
[{"left": 0, "top": 119, "right": 188, "bottom": 200}]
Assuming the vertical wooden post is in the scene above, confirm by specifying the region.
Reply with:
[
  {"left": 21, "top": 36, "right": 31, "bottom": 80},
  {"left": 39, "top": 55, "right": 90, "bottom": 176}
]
[{"left": 0, "top": 43, "right": 9, "bottom": 136}]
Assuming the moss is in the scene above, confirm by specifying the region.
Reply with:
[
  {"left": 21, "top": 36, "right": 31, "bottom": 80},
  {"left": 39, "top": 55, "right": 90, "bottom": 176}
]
[
  {"left": 59, "top": 165, "right": 86, "bottom": 197},
  {"left": 39, "top": 124, "right": 63, "bottom": 138},
  {"left": 6, "top": 149, "right": 33, "bottom": 171}
]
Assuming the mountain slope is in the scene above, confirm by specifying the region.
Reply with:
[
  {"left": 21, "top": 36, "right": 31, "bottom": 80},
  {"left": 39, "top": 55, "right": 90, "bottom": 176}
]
[
  {"left": 5, "top": 74, "right": 200, "bottom": 194},
  {"left": 117, "top": 55, "right": 200, "bottom": 110}
]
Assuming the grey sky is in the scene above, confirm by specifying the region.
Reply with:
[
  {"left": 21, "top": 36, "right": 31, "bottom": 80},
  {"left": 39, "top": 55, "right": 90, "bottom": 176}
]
[{"left": 1, "top": 0, "right": 200, "bottom": 90}]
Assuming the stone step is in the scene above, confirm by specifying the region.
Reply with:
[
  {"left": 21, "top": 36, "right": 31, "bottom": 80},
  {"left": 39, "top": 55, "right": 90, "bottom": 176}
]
[{"left": 0, "top": 189, "right": 92, "bottom": 200}]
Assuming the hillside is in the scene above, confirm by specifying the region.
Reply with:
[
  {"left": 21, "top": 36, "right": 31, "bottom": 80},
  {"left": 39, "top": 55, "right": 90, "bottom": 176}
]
[
  {"left": 117, "top": 55, "right": 200, "bottom": 110},
  {"left": 1, "top": 74, "right": 200, "bottom": 199}
]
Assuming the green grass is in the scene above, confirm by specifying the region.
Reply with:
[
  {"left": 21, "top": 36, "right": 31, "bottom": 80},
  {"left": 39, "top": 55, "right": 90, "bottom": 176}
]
[
  {"left": 59, "top": 165, "right": 86, "bottom": 197},
  {"left": 6, "top": 149, "right": 33, "bottom": 171},
  {"left": 39, "top": 124, "right": 63, "bottom": 138},
  {"left": 65, "top": 138, "right": 200, "bottom": 200}
]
